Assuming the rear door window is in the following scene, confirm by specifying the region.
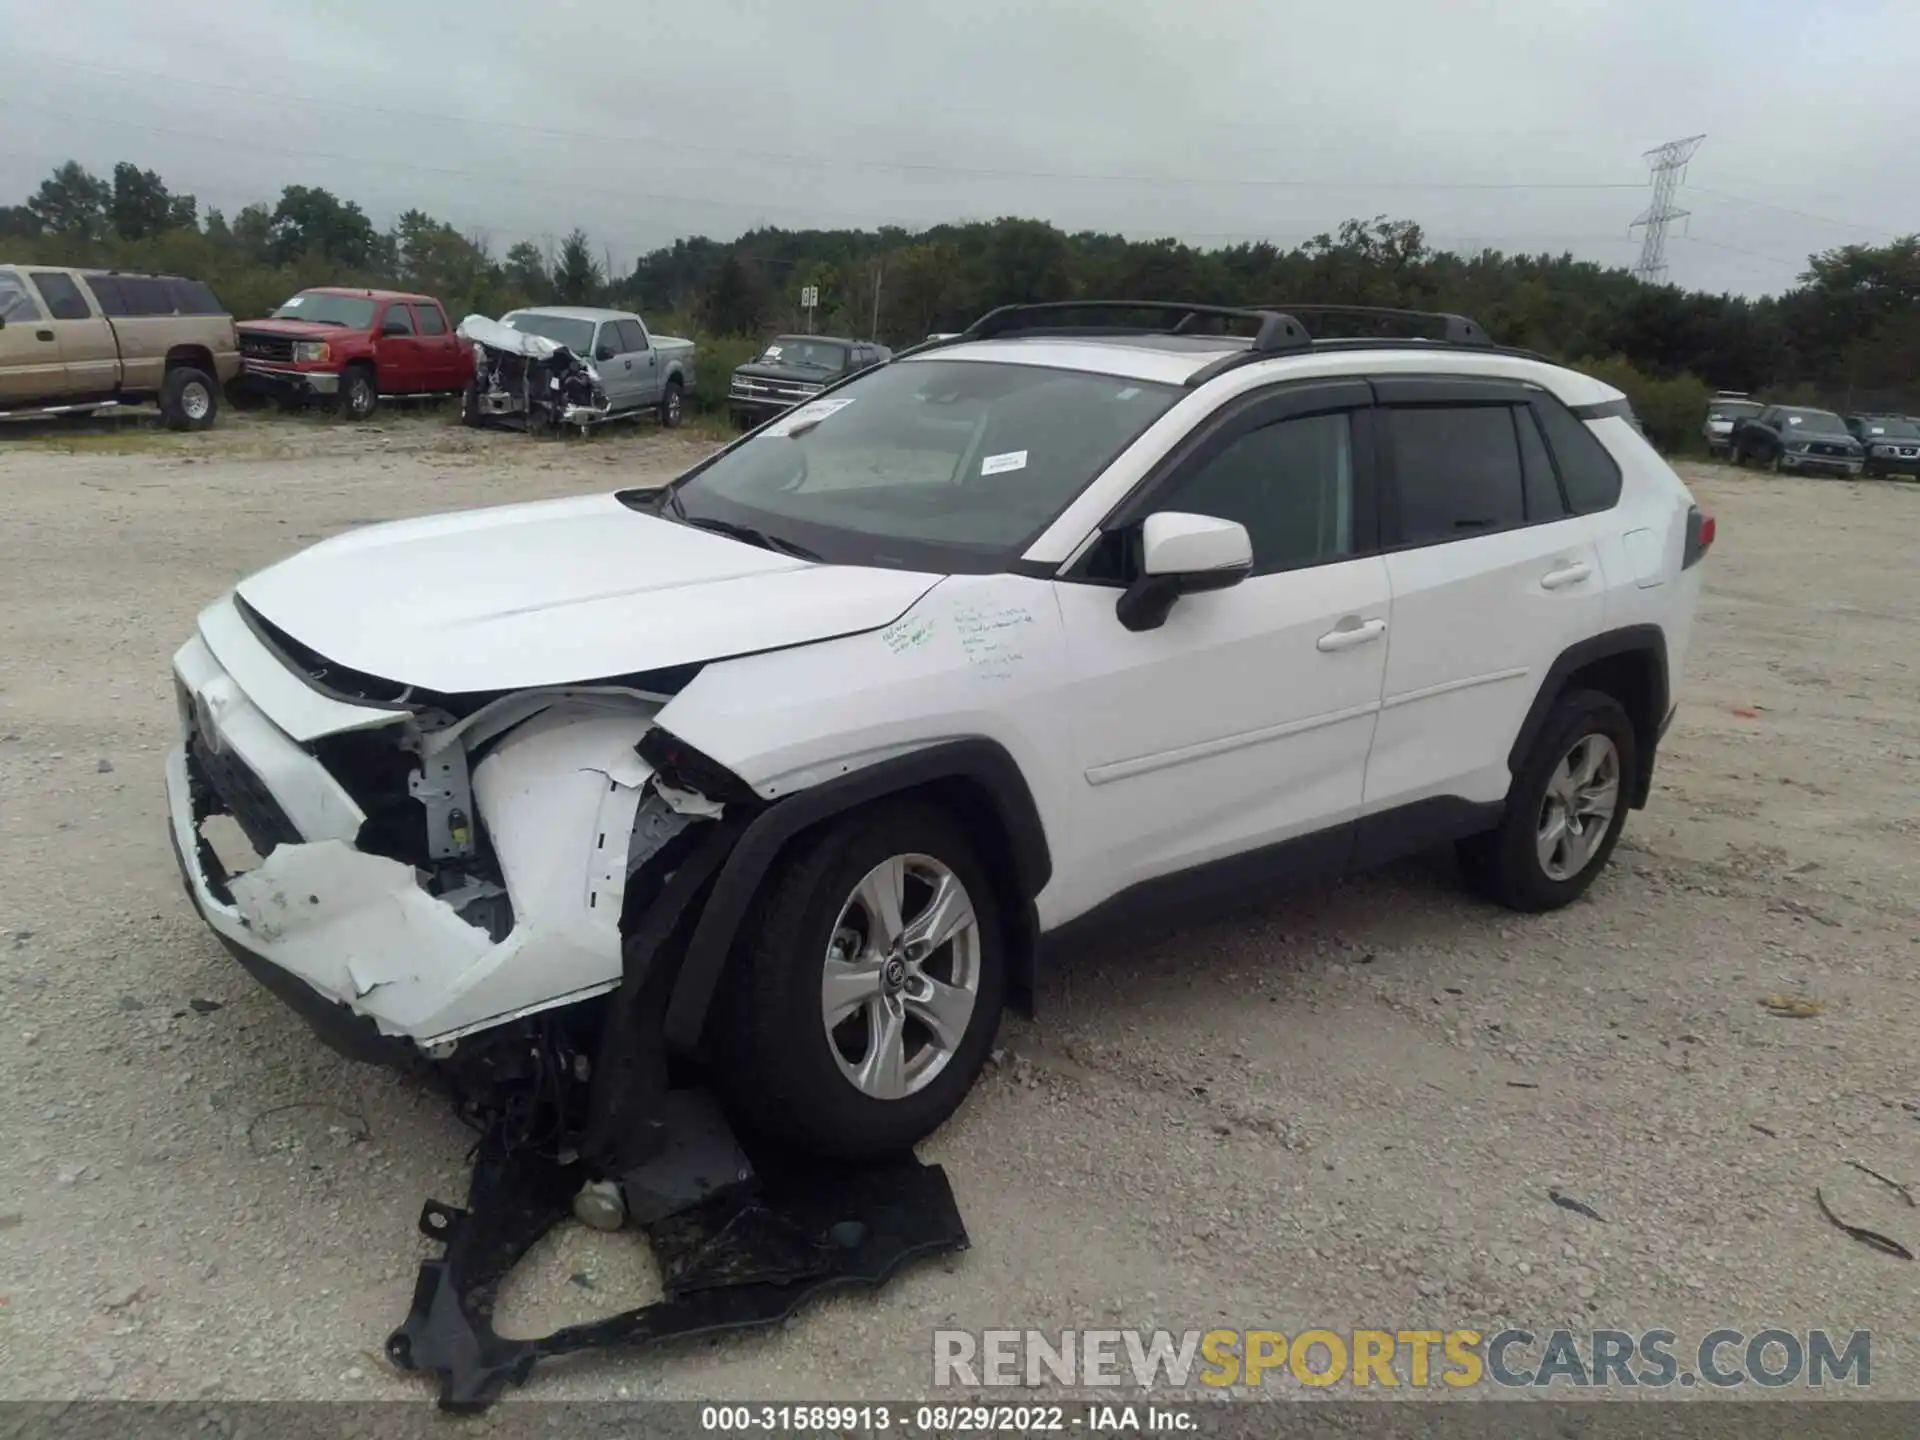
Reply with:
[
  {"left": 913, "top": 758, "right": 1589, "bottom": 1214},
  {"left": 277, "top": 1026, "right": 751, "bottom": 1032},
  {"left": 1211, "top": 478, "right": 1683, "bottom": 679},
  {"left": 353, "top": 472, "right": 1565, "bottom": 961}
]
[
  {"left": 413, "top": 303, "right": 446, "bottom": 336},
  {"left": 118, "top": 277, "right": 176, "bottom": 315},
  {"left": 30, "top": 271, "right": 93, "bottom": 321},
  {"left": 616, "top": 319, "right": 648, "bottom": 353},
  {"left": 1386, "top": 405, "right": 1527, "bottom": 545},
  {"left": 382, "top": 304, "right": 416, "bottom": 335}
]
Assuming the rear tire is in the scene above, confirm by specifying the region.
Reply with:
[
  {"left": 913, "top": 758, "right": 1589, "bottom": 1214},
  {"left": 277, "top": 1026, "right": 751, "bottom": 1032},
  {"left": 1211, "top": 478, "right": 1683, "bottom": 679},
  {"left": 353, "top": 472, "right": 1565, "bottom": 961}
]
[
  {"left": 1457, "top": 689, "right": 1636, "bottom": 913},
  {"left": 713, "top": 803, "right": 1006, "bottom": 1159},
  {"left": 659, "top": 378, "right": 685, "bottom": 429},
  {"left": 159, "top": 367, "right": 218, "bottom": 431},
  {"left": 338, "top": 365, "right": 377, "bottom": 421}
]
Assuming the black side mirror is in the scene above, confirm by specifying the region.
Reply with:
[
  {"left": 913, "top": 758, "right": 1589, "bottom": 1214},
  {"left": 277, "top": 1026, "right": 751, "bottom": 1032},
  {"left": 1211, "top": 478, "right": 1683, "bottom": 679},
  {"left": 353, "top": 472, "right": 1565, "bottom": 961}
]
[{"left": 596, "top": 345, "right": 617, "bottom": 362}]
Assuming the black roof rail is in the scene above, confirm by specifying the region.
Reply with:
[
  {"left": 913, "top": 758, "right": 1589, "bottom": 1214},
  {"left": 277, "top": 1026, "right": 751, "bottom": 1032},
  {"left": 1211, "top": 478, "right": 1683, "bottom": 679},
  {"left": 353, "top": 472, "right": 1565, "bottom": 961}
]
[
  {"left": 960, "top": 300, "right": 1312, "bottom": 356},
  {"left": 1252, "top": 303, "right": 1493, "bottom": 347}
]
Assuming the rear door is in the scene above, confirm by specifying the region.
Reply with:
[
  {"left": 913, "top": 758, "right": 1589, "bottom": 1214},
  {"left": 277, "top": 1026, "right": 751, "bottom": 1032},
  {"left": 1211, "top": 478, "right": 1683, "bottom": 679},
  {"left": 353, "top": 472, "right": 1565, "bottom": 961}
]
[
  {"left": 617, "top": 319, "right": 656, "bottom": 408},
  {"left": 81, "top": 274, "right": 173, "bottom": 393},
  {"left": 28, "top": 270, "right": 118, "bottom": 395},
  {"left": 375, "top": 300, "right": 428, "bottom": 391},
  {"left": 0, "top": 268, "right": 66, "bottom": 403},
  {"left": 1363, "top": 378, "right": 1611, "bottom": 816},
  {"left": 410, "top": 302, "right": 465, "bottom": 390}
]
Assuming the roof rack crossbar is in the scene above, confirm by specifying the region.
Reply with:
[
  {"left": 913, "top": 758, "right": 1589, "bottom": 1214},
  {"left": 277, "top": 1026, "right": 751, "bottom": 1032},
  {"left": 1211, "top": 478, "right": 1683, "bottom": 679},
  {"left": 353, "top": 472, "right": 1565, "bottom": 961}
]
[
  {"left": 1252, "top": 303, "right": 1493, "bottom": 348},
  {"left": 962, "top": 300, "right": 1311, "bottom": 356}
]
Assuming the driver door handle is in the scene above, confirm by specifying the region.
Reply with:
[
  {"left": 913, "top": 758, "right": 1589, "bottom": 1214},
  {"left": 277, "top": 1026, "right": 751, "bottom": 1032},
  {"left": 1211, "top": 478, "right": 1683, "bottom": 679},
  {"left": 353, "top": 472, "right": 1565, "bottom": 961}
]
[
  {"left": 1540, "top": 560, "right": 1593, "bottom": 590},
  {"left": 37, "top": 329, "right": 55, "bottom": 342},
  {"left": 1317, "top": 617, "right": 1387, "bottom": 652}
]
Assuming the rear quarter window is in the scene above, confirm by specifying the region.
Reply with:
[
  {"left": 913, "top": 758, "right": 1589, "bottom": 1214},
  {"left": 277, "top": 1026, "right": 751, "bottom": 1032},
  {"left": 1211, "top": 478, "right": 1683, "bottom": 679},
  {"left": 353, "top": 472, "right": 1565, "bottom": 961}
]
[
  {"left": 167, "top": 279, "right": 226, "bottom": 315},
  {"left": 1536, "top": 395, "right": 1623, "bottom": 513}
]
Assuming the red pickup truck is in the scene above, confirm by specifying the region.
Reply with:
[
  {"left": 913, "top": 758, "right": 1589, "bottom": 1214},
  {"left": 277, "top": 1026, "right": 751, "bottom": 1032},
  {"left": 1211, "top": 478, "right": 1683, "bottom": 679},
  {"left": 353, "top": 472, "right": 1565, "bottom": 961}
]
[{"left": 236, "top": 287, "right": 473, "bottom": 420}]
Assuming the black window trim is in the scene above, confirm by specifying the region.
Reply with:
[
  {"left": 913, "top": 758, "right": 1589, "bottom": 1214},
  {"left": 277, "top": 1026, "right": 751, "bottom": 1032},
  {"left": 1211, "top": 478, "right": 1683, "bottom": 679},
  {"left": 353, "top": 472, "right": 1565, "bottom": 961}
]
[{"left": 1059, "top": 375, "right": 1380, "bottom": 586}]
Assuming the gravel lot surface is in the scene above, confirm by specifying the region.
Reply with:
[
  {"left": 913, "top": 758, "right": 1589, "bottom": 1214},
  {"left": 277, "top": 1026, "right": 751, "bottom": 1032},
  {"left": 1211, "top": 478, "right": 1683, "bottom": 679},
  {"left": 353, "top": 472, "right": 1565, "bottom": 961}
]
[{"left": 0, "top": 413, "right": 1915, "bottom": 1403}]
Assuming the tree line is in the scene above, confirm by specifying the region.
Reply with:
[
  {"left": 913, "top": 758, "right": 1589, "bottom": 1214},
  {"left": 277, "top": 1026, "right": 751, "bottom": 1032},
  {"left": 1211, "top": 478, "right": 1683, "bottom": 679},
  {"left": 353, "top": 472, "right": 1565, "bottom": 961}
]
[{"left": 5, "top": 159, "right": 1917, "bottom": 449}]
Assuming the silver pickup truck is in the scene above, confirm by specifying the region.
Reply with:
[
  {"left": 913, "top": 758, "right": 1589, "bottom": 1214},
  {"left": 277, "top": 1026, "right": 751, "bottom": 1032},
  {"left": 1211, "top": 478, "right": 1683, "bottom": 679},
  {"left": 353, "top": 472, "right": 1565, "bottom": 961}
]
[{"left": 459, "top": 305, "right": 694, "bottom": 433}]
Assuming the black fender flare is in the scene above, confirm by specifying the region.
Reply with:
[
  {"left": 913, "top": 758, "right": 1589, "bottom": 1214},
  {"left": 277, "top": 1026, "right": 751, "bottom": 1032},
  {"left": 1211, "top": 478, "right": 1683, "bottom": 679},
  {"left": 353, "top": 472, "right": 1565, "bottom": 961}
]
[
  {"left": 1507, "top": 624, "right": 1669, "bottom": 808},
  {"left": 663, "top": 737, "right": 1052, "bottom": 1051}
]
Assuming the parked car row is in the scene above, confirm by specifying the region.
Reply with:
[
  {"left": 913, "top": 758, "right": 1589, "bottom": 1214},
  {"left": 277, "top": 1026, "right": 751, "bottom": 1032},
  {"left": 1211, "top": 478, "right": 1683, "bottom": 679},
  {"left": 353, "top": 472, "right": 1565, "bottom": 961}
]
[
  {"left": 1719, "top": 398, "right": 1920, "bottom": 479},
  {"left": 1, "top": 261, "right": 695, "bottom": 434}
]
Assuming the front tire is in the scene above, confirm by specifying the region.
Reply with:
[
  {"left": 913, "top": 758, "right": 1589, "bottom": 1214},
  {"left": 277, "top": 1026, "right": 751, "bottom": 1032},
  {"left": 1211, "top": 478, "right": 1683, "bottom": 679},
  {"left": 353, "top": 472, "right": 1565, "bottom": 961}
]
[
  {"left": 159, "top": 367, "right": 218, "bottom": 431},
  {"left": 1458, "top": 690, "right": 1636, "bottom": 913},
  {"left": 459, "top": 379, "right": 484, "bottom": 428},
  {"left": 338, "top": 365, "right": 377, "bottom": 421},
  {"left": 715, "top": 803, "right": 1006, "bottom": 1159}
]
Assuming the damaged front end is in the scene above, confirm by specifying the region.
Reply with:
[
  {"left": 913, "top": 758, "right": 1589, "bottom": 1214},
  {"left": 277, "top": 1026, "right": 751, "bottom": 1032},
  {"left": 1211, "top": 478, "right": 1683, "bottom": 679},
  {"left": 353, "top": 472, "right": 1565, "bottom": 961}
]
[
  {"left": 168, "top": 597, "right": 725, "bottom": 1160},
  {"left": 168, "top": 596, "right": 971, "bottom": 1408},
  {"left": 456, "top": 313, "right": 608, "bottom": 431}
]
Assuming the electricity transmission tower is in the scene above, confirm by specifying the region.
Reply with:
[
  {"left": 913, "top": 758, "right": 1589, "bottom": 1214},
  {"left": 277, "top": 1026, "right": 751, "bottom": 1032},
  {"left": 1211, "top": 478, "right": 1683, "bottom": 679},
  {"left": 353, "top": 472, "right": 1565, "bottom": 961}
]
[{"left": 1629, "top": 134, "right": 1705, "bottom": 284}]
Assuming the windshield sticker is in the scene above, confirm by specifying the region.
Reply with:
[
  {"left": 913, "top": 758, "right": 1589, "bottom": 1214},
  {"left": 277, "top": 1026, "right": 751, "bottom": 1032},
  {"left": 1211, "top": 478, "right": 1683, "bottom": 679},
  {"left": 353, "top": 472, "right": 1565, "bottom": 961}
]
[
  {"left": 280, "top": 296, "right": 304, "bottom": 307},
  {"left": 1116, "top": 387, "right": 1141, "bottom": 400},
  {"left": 764, "top": 396, "right": 856, "bottom": 437},
  {"left": 981, "top": 450, "right": 1028, "bottom": 476},
  {"left": 764, "top": 345, "right": 782, "bottom": 358},
  {"left": 1787, "top": 415, "right": 1803, "bottom": 425}
]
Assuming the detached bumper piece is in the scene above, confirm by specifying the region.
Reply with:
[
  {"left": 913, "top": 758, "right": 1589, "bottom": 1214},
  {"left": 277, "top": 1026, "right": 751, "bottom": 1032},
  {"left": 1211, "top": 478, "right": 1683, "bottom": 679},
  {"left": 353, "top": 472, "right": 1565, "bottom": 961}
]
[{"left": 387, "top": 1113, "right": 970, "bottom": 1411}]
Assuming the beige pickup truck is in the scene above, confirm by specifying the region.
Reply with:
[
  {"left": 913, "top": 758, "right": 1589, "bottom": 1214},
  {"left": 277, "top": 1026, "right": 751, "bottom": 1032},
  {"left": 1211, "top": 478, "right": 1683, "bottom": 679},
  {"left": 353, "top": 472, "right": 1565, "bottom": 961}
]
[{"left": 0, "top": 265, "right": 241, "bottom": 429}]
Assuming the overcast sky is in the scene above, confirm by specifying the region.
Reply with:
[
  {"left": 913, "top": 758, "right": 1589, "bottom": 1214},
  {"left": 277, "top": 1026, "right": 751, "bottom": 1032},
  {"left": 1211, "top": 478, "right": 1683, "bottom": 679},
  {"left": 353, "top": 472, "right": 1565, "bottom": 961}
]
[{"left": 1, "top": 0, "right": 1913, "bottom": 297}]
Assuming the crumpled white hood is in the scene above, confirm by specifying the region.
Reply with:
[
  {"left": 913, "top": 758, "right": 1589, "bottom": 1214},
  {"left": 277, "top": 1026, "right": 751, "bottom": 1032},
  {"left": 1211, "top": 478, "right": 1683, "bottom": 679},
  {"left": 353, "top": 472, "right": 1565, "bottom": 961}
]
[
  {"left": 456, "top": 313, "right": 563, "bottom": 358},
  {"left": 235, "top": 493, "right": 942, "bottom": 694}
]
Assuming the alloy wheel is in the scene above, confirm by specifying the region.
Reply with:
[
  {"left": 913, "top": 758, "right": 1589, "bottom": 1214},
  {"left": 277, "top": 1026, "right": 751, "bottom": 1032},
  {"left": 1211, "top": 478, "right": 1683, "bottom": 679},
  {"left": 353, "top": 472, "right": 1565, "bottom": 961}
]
[
  {"left": 1536, "top": 733, "right": 1620, "bottom": 881},
  {"left": 820, "top": 853, "right": 982, "bottom": 1101}
]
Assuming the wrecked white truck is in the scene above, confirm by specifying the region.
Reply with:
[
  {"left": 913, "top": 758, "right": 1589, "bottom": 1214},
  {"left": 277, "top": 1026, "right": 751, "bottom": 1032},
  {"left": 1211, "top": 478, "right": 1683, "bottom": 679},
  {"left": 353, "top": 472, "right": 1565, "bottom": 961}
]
[{"left": 457, "top": 307, "right": 693, "bottom": 433}]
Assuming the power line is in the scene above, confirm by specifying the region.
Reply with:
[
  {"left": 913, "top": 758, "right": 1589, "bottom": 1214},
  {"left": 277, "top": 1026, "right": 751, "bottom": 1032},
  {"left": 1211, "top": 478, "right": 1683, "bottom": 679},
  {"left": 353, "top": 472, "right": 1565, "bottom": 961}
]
[
  {"left": 1675, "top": 234, "right": 1804, "bottom": 270},
  {"left": 1629, "top": 134, "right": 1705, "bottom": 284},
  {"left": 1688, "top": 185, "right": 1902, "bottom": 240},
  {"left": 3, "top": 53, "right": 1649, "bottom": 194}
]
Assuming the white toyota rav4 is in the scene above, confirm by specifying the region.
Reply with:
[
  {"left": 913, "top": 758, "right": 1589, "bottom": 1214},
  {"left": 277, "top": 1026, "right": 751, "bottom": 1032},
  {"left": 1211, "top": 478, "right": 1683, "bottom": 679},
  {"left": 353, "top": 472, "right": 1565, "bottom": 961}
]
[{"left": 167, "top": 302, "right": 1712, "bottom": 1169}]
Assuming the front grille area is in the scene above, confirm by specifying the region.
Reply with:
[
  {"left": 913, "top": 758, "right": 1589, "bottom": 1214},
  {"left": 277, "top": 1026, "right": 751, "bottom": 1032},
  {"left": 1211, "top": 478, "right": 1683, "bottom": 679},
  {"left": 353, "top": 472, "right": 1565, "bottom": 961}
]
[
  {"left": 729, "top": 375, "right": 823, "bottom": 406},
  {"left": 1809, "top": 442, "right": 1848, "bottom": 457},
  {"left": 188, "top": 727, "right": 301, "bottom": 857},
  {"left": 239, "top": 332, "right": 295, "bottom": 363}
]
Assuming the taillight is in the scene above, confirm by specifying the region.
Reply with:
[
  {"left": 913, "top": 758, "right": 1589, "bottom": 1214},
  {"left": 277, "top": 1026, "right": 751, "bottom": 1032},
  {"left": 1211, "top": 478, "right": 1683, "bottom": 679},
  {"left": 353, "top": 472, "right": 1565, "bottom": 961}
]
[{"left": 1683, "top": 506, "right": 1715, "bottom": 568}]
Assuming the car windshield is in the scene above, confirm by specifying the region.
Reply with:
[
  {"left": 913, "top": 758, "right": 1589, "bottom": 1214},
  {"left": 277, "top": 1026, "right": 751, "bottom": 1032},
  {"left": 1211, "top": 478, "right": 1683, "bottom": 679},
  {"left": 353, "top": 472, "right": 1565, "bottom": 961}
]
[
  {"left": 271, "top": 292, "right": 376, "bottom": 327},
  {"left": 1707, "top": 401, "right": 1761, "bottom": 420},
  {"left": 1781, "top": 408, "right": 1846, "bottom": 432},
  {"left": 758, "top": 338, "right": 850, "bottom": 372},
  {"left": 643, "top": 359, "right": 1181, "bottom": 572},
  {"left": 502, "top": 313, "right": 596, "bottom": 353},
  {"left": 1858, "top": 417, "right": 1920, "bottom": 439}
]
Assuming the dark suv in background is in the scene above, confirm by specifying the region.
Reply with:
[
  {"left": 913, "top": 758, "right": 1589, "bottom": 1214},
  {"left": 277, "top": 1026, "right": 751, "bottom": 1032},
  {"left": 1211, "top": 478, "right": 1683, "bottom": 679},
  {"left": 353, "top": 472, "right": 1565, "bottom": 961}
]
[
  {"left": 1727, "top": 405, "right": 1864, "bottom": 476},
  {"left": 1844, "top": 414, "right": 1920, "bottom": 478},
  {"left": 727, "top": 334, "right": 890, "bottom": 428}
]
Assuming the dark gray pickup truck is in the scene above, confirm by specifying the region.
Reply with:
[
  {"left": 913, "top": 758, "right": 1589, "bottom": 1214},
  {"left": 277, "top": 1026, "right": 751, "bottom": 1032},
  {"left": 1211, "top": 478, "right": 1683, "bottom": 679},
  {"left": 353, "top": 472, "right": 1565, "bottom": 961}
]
[{"left": 727, "top": 334, "right": 891, "bottom": 428}]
